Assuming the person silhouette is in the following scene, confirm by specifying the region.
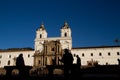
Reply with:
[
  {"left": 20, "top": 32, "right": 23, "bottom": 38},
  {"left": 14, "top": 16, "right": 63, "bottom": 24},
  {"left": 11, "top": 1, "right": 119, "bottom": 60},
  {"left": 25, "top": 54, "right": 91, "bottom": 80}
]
[
  {"left": 59, "top": 49, "right": 74, "bottom": 77},
  {"left": 16, "top": 53, "right": 25, "bottom": 67},
  {"left": 76, "top": 55, "right": 81, "bottom": 68},
  {"left": 16, "top": 53, "right": 25, "bottom": 76}
]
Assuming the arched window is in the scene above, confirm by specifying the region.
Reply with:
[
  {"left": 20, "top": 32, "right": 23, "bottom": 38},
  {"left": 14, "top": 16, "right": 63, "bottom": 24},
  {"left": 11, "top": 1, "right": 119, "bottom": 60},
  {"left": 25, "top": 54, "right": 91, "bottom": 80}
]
[
  {"left": 9, "top": 55, "right": 11, "bottom": 58},
  {"left": 51, "top": 48, "right": 55, "bottom": 51},
  {"left": 64, "top": 32, "right": 67, "bottom": 37},
  {"left": 99, "top": 52, "right": 102, "bottom": 56},
  {"left": 117, "top": 52, "right": 120, "bottom": 55},
  {"left": 38, "top": 60, "right": 41, "bottom": 64},
  {"left": 82, "top": 53, "right": 84, "bottom": 57},
  {"left": 8, "top": 60, "right": 10, "bottom": 65},
  {"left": 28, "top": 54, "right": 30, "bottom": 58},
  {"left": 40, "top": 34, "right": 42, "bottom": 38},
  {"left": 91, "top": 53, "right": 93, "bottom": 56},
  {"left": 108, "top": 52, "right": 111, "bottom": 56}
]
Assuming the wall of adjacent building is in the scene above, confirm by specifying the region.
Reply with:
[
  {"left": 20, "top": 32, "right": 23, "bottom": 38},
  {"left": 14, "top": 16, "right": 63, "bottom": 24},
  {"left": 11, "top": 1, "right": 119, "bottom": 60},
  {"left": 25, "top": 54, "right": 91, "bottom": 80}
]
[
  {"left": 0, "top": 51, "right": 34, "bottom": 68},
  {"left": 71, "top": 46, "right": 120, "bottom": 66},
  {"left": 0, "top": 46, "right": 120, "bottom": 68}
]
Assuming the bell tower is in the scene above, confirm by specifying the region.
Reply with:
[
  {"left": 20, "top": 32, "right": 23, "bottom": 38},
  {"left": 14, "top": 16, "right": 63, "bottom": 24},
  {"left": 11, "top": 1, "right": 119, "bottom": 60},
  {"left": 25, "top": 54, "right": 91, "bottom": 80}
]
[
  {"left": 61, "top": 22, "right": 71, "bottom": 37},
  {"left": 36, "top": 23, "right": 47, "bottom": 39},
  {"left": 60, "top": 22, "right": 72, "bottom": 49},
  {"left": 34, "top": 23, "right": 47, "bottom": 51}
]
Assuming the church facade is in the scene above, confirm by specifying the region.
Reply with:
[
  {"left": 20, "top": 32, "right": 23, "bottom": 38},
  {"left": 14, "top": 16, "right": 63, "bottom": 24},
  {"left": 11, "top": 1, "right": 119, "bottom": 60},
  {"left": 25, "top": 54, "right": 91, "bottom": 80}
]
[
  {"left": 34, "top": 22, "right": 72, "bottom": 67},
  {"left": 0, "top": 22, "right": 120, "bottom": 68}
]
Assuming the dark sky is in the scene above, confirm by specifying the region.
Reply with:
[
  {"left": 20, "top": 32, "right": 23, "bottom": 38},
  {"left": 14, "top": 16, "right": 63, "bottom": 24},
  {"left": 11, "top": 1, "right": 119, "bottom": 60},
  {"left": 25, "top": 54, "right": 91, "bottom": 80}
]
[{"left": 0, "top": 0, "right": 120, "bottom": 49}]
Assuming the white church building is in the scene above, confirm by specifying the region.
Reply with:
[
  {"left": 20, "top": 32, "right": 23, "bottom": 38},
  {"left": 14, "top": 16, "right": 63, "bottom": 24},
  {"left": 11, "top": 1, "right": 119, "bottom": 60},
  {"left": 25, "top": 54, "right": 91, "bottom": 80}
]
[{"left": 0, "top": 22, "right": 120, "bottom": 68}]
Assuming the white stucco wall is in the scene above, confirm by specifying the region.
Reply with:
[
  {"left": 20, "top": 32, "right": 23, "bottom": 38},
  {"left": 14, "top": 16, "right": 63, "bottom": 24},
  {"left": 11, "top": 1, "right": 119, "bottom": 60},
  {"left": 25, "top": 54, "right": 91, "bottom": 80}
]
[
  {"left": 0, "top": 46, "right": 120, "bottom": 68},
  {"left": 71, "top": 46, "right": 120, "bottom": 66},
  {"left": 0, "top": 51, "right": 34, "bottom": 68}
]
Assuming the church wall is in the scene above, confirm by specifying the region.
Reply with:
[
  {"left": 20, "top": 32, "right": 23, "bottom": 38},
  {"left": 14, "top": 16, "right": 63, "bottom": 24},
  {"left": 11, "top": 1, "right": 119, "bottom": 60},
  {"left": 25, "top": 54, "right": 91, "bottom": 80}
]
[{"left": 0, "top": 46, "right": 119, "bottom": 68}]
